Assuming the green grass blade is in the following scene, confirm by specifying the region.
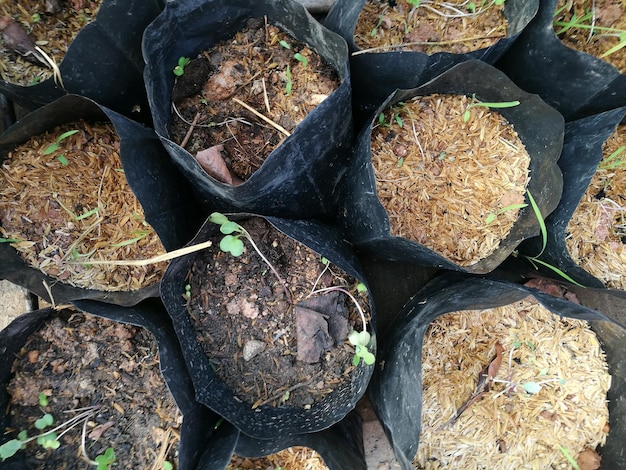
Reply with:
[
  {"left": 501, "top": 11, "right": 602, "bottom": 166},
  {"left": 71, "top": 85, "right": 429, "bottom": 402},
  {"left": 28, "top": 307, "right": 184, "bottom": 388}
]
[
  {"left": 600, "top": 37, "right": 626, "bottom": 58},
  {"left": 527, "top": 191, "right": 547, "bottom": 257},
  {"left": 527, "top": 257, "right": 585, "bottom": 287},
  {"left": 558, "top": 446, "right": 581, "bottom": 470}
]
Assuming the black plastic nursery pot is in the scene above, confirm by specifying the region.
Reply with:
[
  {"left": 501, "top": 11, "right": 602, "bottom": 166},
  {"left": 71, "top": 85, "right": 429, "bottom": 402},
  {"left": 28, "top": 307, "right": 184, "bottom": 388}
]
[
  {"left": 160, "top": 213, "right": 376, "bottom": 439},
  {"left": 142, "top": 0, "right": 354, "bottom": 220},
  {"left": 323, "top": 0, "right": 539, "bottom": 116},
  {"left": 368, "top": 273, "right": 626, "bottom": 470},
  {"left": 0, "top": 0, "right": 163, "bottom": 124},
  {"left": 340, "top": 59, "right": 564, "bottom": 274},
  {"left": 0, "top": 94, "right": 204, "bottom": 306},
  {"left": 515, "top": 106, "right": 626, "bottom": 290},
  {"left": 496, "top": 0, "right": 626, "bottom": 121},
  {"left": 198, "top": 409, "right": 366, "bottom": 469},
  {"left": 0, "top": 301, "right": 217, "bottom": 469}
]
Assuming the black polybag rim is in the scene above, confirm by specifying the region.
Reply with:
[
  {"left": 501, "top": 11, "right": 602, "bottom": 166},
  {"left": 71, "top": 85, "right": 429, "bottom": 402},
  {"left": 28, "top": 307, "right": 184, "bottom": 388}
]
[
  {"left": 369, "top": 272, "right": 626, "bottom": 470},
  {"left": 160, "top": 212, "right": 376, "bottom": 439}
]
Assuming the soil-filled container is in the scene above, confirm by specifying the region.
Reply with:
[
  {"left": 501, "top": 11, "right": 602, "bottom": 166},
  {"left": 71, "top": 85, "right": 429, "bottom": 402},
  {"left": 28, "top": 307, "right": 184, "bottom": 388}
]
[
  {"left": 0, "top": 301, "right": 216, "bottom": 469},
  {"left": 198, "top": 409, "right": 366, "bottom": 470},
  {"left": 324, "top": 0, "right": 539, "bottom": 115},
  {"left": 515, "top": 106, "right": 626, "bottom": 290},
  {"left": 142, "top": 0, "right": 354, "bottom": 219},
  {"left": 496, "top": 0, "right": 626, "bottom": 121},
  {"left": 340, "top": 60, "right": 564, "bottom": 274},
  {"left": 0, "top": 0, "right": 162, "bottom": 123},
  {"left": 160, "top": 213, "right": 376, "bottom": 439},
  {"left": 369, "top": 273, "right": 626, "bottom": 469},
  {"left": 0, "top": 95, "right": 203, "bottom": 306}
]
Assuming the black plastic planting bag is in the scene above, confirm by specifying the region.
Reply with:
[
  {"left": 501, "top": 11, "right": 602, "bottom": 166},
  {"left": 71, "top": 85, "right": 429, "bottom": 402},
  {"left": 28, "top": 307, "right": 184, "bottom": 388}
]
[
  {"left": 160, "top": 214, "right": 376, "bottom": 439},
  {"left": 324, "top": 0, "right": 538, "bottom": 115},
  {"left": 368, "top": 273, "right": 626, "bottom": 470},
  {"left": 340, "top": 60, "right": 564, "bottom": 274},
  {"left": 515, "top": 106, "right": 626, "bottom": 289},
  {"left": 0, "top": 0, "right": 163, "bottom": 124},
  {"left": 0, "top": 95, "right": 204, "bottom": 306},
  {"left": 198, "top": 410, "right": 366, "bottom": 469},
  {"left": 496, "top": 0, "right": 626, "bottom": 121},
  {"left": 142, "top": 0, "right": 353, "bottom": 219}
]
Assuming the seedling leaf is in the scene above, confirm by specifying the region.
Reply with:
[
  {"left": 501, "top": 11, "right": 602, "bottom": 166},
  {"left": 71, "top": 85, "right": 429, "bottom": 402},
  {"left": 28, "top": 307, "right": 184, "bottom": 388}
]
[
  {"left": 95, "top": 447, "right": 116, "bottom": 470},
  {"left": 521, "top": 381, "right": 542, "bottom": 394},
  {"left": 42, "top": 143, "right": 59, "bottom": 155},
  {"left": 57, "top": 130, "right": 79, "bottom": 142},
  {"left": 35, "top": 413, "right": 54, "bottom": 430},
  {"left": 293, "top": 52, "right": 308, "bottom": 67},
  {"left": 56, "top": 155, "right": 69, "bottom": 166},
  {"left": 220, "top": 234, "right": 244, "bottom": 256},
  {"left": 209, "top": 212, "right": 229, "bottom": 225},
  {"left": 0, "top": 439, "right": 23, "bottom": 461},
  {"left": 219, "top": 221, "right": 241, "bottom": 235},
  {"left": 38, "top": 392, "right": 49, "bottom": 407},
  {"left": 279, "top": 40, "right": 291, "bottom": 49},
  {"left": 37, "top": 431, "right": 60, "bottom": 449}
]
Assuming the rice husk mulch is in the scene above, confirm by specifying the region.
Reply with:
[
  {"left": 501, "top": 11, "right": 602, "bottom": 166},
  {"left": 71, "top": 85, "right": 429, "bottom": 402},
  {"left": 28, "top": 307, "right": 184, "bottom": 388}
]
[
  {"left": 228, "top": 447, "right": 328, "bottom": 470},
  {"left": 353, "top": 0, "right": 508, "bottom": 54},
  {"left": 0, "top": 120, "right": 167, "bottom": 292},
  {"left": 371, "top": 93, "right": 530, "bottom": 267},
  {"left": 565, "top": 124, "right": 626, "bottom": 289},
  {"left": 416, "top": 298, "right": 611, "bottom": 469},
  {"left": 0, "top": 0, "right": 102, "bottom": 85},
  {"left": 554, "top": 0, "right": 626, "bottom": 74}
]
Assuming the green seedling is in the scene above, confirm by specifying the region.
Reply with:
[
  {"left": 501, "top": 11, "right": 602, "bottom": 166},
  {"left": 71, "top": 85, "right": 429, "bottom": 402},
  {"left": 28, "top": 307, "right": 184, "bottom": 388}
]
[
  {"left": 0, "top": 404, "right": 100, "bottom": 462},
  {"left": 184, "top": 284, "right": 191, "bottom": 300},
  {"left": 310, "top": 284, "right": 374, "bottom": 367},
  {"left": 38, "top": 392, "right": 49, "bottom": 407},
  {"left": 559, "top": 446, "right": 581, "bottom": 470},
  {"left": 485, "top": 202, "right": 528, "bottom": 225},
  {"left": 42, "top": 129, "right": 79, "bottom": 165},
  {"left": 163, "top": 462, "right": 174, "bottom": 470},
  {"left": 209, "top": 212, "right": 292, "bottom": 303},
  {"left": 378, "top": 110, "right": 403, "bottom": 128},
  {"left": 511, "top": 191, "right": 585, "bottom": 287},
  {"left": 462, "top": 94, "right": 520, "bottom": 122},
  {"left": 467, "top": 0, "right": 505, "bottom": 14},
  {"left": 371, "top": 14, "right": 385, "bottom": 36},
  {"left": 0, "top": 237, "right": 20, "bottom": 243},
  {"left": 94, "top": 447, "right": 116, "bottom": 470},
  {"left": 31, "top": 13, "right": 41, "bottom": 23},
  {"left": 173, "top": 56, "right": 191, "bottom": 76},
  {"left": 407, "top": 0, "right": 420, "bottom": 6},
  {"left": 285, "top": 64, "right": 293, "bottom": 95},
  {"left": 598, "top": 146, "right": 626, "bottom": 170},
  {"left": 293, "top": 52, "right": 308, "bottom": 67}
]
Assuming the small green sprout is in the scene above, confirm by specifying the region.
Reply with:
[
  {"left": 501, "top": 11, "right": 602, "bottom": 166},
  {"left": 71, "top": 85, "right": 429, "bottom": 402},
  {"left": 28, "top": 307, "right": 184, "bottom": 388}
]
[
  {"left": 293, "top": 52, "right": 308, "bottom": 67},
  {"left": 209, "top": 212, "right": 292, "bottom": 302},
  {"left": 462, "top": 93, "right": 520, "bottom": 122},
  {"left": 598, "top": 146, "right": 626, "bottom": 170},
  {"left": 559, "top": 445, "right": 581, "bottom": 470},
  {"left": 467, "top": 0, "right": 505, "bottom": 14},
  {"left": 407, "top": 0, "right": 420, "bottom": 6},
  {"left": 173, "top": 56, "right": 191, "bottom": 76},
  {"left": 31, "top": 13, "right": 41, "bottom": 23},
  {"left": 94, "top": 447, "right": 116, "bottom": 470},
  {"left": 38, "top": 393, "right": 49, "bottom": 407},
  {"left": 371, "top": 14, "right": 384, "bottom": 37},
  {"left": 348, "top": 330, "right": 375, "bottom": 366},
  {"left": 279, "top": 40, "right": 291, "bottom": 49},
  {"left": 109, "top": 229, "right": 152, "bottom": 248},
  {"left": 485, "top": 202, "right": 528, "bottom": 225},
  {"left": 0, "top": 237, "right": 20, "bottom": 243},
  {"left": 184, "top": 284, "right": 191, "bottom": 299},
  {"left": 43, "top": 129, "right": 79, "bottom": 166},
  {"left": 35, "top": 413, "right": 54, "bottom": 430},
  {"left": 285, "top": 64, "right": 293, "bottom": 95},
  {"left": 356, "top": 282, "right": 367, "bottom": 293},
  {"left": 163, "top": 462, "right": 174, "bottom": 470}
]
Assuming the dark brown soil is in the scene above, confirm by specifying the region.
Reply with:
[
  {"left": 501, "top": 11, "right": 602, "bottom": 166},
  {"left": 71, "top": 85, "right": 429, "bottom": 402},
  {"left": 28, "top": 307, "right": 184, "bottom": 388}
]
[
  {"left": 170, "top": 18, "right": 340, "bottom": 182},
  {"left": 5, "top": 310, "right": 181, "bottom": 469},
  {"left": 185, "top": 217, "right": 369, "bottom": 409}
]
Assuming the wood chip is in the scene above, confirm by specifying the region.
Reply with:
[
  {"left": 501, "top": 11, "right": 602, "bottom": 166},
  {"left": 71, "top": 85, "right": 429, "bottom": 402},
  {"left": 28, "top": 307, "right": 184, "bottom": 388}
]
[
  {"left": 416, "top": 298, "right": 610, "bottom": 469},
  {"left": 566, "top": 124, "right": 626, "bottom": 289},
  {"left": 371, "top": 94, "right": 530, "bottom": 267}
]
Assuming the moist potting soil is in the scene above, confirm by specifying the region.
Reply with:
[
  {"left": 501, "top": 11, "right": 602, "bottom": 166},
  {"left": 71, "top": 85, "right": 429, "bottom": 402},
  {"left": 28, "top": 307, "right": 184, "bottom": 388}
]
[
  {"left": 185, "top": 216, "right": 369, "bottom": 410},
  {"left": 0, "top": 120, "right": 167, "bottom": 292},
  {"left": 353, "top": 0, "right": 508, "bottom": 54},
  {"left": 371, "top": 93, "right": 530, "bottom": 268},
  {"left": 3, "top": 309, "right": 181, "bottom": 469},
  {"left": 554, "top": 0, "right": 626, "bottom": 73},
  {"left": 565, "top": 123, "right": 626, "bottom": 289},
  {"left": 170, "top": 18, "right": 340, "bottom": 183},
  {"left": 415, "top": 298, "right": 609, "bottom": 469},
  {"left": 0, "top": 0, "right": 102, "bottom": 86}
]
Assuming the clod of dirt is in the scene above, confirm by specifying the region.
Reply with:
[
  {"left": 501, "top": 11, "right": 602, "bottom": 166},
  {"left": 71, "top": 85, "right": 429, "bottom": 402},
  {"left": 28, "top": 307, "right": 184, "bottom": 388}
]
[{"left": 0, "top": 15, "right": 44, "bottom": 65}]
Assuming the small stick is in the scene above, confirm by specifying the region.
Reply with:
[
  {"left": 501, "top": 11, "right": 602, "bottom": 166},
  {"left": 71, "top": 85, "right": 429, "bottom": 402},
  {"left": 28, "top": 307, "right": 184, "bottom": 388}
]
[
  {"left": 67, "top": 240, "right": 214, "bottom": 267},
  {"left": 232, "top": 97, "right": 291, "bottom": 137},
  {"left": 252, "top": 370, "right": 324, "bottom": 409},
  {"left": 351, "top": 33, "right": 505, "bottom": 56},
  {"left": 262, "top": 77, "right": 271, "bottom": 114},
  {"left": 180, "top": 111, "right": 202, "bottom": 148}
]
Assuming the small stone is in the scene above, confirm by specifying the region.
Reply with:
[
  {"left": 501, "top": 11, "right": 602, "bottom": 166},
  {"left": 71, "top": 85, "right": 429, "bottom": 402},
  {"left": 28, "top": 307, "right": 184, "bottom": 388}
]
[
  {"left": 393, "top": 144, "right": 407, "bottom": 157},
  {"left": 27, "top": 350, "right": 39, "bottom": 363},
  {"left": 243, "top": 340, "right": 266, "bottom": 361}
]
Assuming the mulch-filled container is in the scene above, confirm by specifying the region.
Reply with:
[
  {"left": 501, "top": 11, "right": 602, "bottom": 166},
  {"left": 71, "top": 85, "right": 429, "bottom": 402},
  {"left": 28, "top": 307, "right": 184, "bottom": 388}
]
[
  {"left": 0, "top": 300, "right": 216, "bottom": 469},
  {"left": 142, "top": 0, "right": 354, "bottom": 219},
  {"left": 324, "top": 0, "right": 539, "bottom": 116},
  {"left": 160, "top": 213, "right": 376, "bottom": 439},
  {"left": 0, "top": 0, "right": 163, "bottom": 123},
  {"left": 368, "top": 273, "right": 626, "bottom": 469},
  {"left": 340, "top": 60, "right": 564, "bottom": 274},
  {"left": 515, "top": 106, "right": 626, "bottom": 290},
  {"left": 496, "top": 0, "right": 626, "bottom": 121},
  {"left": 0, "top": 95, "right": 203, "bottom": 306}
]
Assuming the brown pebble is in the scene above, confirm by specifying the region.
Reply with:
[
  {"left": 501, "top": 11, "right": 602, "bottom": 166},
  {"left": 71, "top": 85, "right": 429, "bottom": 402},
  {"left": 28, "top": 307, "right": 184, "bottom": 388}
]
[
  {"left": 393, "top": 144, "right": 407, "bottom": 157},
  {"left": 27, "top": 350, "right": 39, "bottom": 363}
]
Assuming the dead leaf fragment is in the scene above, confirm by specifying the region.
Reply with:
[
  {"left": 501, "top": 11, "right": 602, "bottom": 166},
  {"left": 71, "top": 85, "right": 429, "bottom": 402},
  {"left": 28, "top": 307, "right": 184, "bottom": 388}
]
[
  {"left": 295, "top": 306, "right": 334, "bottom": 364},
  {"left": 195, "top": 145, "right": 235, "bottom": 185}
]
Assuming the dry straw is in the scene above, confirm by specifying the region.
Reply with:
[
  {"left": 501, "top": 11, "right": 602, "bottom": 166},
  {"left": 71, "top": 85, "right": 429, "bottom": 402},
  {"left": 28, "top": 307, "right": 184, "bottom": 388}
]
[
  {"left": 353, "top": 0, "right": 508, "bottom": 54},
  {"left": 0, "top": 0, "right": 102, "bottom": 85},
  {"left": 371, "top": 93, "right": 530, "bottom": 267},
  {"left": 416, "top": 298, "right": 610, "bottom": 469},
  {"left": 566, "top": 124, "right": 626, "bottom": 289},
  {"left": 228, "top": 446, "right": 328, "bottom": 470},
  {"left": 0, "top": 121, "right": 167, "bottom": 291}
]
